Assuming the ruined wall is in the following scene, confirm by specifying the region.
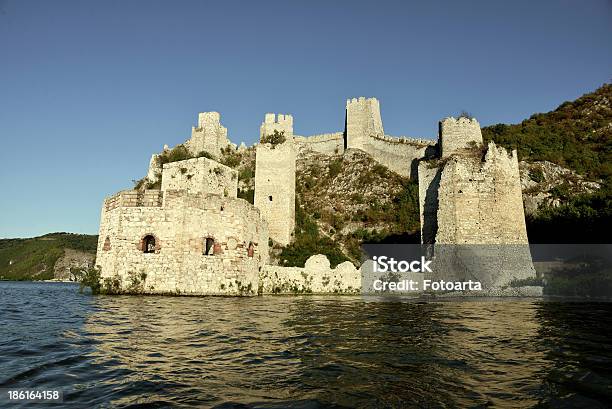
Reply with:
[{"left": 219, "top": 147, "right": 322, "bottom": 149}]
[
  {"left": 345, "top": 97, "right": 384, "bottom": 150},
  {"left": 260, "top": 255, "right": 361, "bottom": 294},
  {"left": 434, "top": 142, "right": 528, "bottom": 244},
  {"left": 184, "top": 111, "right": 231, "bottom": 157},
  {"left": 96, "top": 190, "right": 268, "bottom": 295},
  {"left": 417, "top": 117, "right": 535, "bottom": 287},
  {"left": 161, "top": 157, "right": 237, "bottom": 198},
  {"left": 260, "top": 113, "right": 294, "bottom": 138},
  {"left": 417, "top": 162, "right": 442, "bottom": 244},
  {"left": 294, "top": 132, "right": 344, "bottom": 155},
  {"left": 439, "top": 117, "right": 483, "bottom": 158},
  {"left": 362, "top": 134, "right": 435, "bottom": 178},
  {"left": 254, "top": 141, "right": 296, "bottom": 245}
]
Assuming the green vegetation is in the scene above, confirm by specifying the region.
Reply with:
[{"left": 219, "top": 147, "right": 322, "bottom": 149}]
[
  {"left": 541, "top": 257, "right": 612, "bottom": 298},
  {"left": 328, "top": 158, "right": 343, "bottom": 178},
  {"left": 529, "top": 168, "right": 545, "bottom": 183},
  {"left": 480, "top": 83, "right": 611, "bottom": 243},
  {"left": 278, "top": 198, "right": 349, "bottom": 268},
  {"left": 237, "top": 188, "right": 254, "bottom": 204},
  {"left": 158, "top": 145, "right": 215, "bottom": 165},
  {"left": 74, "top": 266, "right": 102, "bottom": 294},
  {"left": 482, "top": 84, "right": 611, "bottom": 180},
  {"left": 527, "top": 187, "right": 611, "bottom": 243},
  {"left": 261, "top": 130, "right": 286, "bottom": 147},
  {"left": 0, "top": 233, "right": 98, "bottom": 281}
]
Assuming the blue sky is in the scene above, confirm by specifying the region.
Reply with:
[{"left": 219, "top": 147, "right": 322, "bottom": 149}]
[{"left": 0, "top": 0, "right": 610, "bottom": 238}]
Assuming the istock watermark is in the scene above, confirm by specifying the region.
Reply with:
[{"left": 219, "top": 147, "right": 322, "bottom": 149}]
[{"left": 372, "top": 256, "right": 432, "bottom": 273}]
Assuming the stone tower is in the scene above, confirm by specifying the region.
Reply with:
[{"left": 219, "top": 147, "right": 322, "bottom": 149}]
[
  {"left": 184, "top": 111, "right": 231, "bottom": 157},
  {"left": 254, "top": 114, "right": 296, "bottom": 246},
  {"left": 260, "top": 113, "right": 294, "bottom": 139},
  {"left": 439, "top": 117, "right": 483, "bottom": 158},
  {"left": 344, "top": 97, "right": 384, "bottom": 150},
  {"left": 417, "top": 116, "right": 535, "bottom": 288}
]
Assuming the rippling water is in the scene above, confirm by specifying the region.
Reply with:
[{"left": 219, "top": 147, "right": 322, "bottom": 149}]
[{"left": 1, "top": 282, "right": 611, "bottom": 408}]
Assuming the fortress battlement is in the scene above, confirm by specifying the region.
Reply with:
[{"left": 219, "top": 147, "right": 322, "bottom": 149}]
[
  {"left": 104, "top": 190, "right": 164, "bottom": 211},
  {"left": 96, "top": 95, "right": 534, "bottom": 296},
  {"left": 260, "top": 113, "right": 294, "bottom": 139},
  {"left": 370, "top": 133, "right": 436, "bottom": 146}
]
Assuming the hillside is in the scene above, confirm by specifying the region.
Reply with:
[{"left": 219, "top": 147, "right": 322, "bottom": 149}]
[
  {"left": 0, "top": 233, "right": 97, "bottom": 281},
  {"left": 483, "top": 83, "right": 611, "bottom": 243},
  {"left": 482, "top": 83, "right": 611, "bottom": 181},
  {"left": 278, "top": 149, "right": 420, "bottom": 267}
]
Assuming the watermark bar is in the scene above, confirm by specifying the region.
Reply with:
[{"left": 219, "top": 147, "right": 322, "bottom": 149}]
[{"left": 0, "top": 389, "right": 63, "bottom": 404}]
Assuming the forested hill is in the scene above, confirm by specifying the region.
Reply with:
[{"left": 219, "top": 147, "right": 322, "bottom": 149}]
[
  {"left": 0, "top": 233, "right": 98, "bottom": 281},
  {"left": 482, "top": 83, "right": 611, "bottom": 243},
  {"left": 482, "top": 83, "right": 611, "bottom": 181}
]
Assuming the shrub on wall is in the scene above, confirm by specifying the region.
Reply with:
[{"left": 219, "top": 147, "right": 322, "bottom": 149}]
[{"left": 261, "top": 130, "right": 286, "bottom": 147}]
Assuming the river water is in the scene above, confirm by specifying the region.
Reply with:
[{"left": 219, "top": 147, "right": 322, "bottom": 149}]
[{"left": 0, "top": 281, "right": 611, "bottom": 408}]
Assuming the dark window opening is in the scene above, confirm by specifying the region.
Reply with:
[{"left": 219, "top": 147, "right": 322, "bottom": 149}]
[
  {"left": 204, "top": 237, "right": 215, "bottom": 255},
  {"left": 269, "top": 195, "right": 273, "bottom": 201},
  {"left": 103, "top": 236, "right": 111, "bottom": 251},
  {"left": 143, "top": 235, "right": 156, "bottom": 253}
]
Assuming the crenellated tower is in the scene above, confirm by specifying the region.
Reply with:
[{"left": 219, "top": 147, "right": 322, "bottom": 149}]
[
  {"left": 254, "top": 114, "right": 296, "bottom": 245},
  {"left": 260, "top": 113, "right": 294, "bottom": 139}
]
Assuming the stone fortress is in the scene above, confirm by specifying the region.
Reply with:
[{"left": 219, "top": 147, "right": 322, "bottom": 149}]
[{"left": 96, "top": 96, "right": 536, "bottom": 295}]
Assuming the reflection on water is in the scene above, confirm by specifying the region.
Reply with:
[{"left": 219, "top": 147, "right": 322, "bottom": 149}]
[{"left": 1, "top": 282, "right": 611, "bottom": 408}]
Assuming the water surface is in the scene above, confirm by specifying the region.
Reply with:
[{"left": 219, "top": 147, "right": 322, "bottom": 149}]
[{"left": 1, "top": 281, "right": 611, "bottom": 408}]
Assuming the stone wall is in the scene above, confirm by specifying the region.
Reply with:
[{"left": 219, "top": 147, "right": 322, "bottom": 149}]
[
  {"left": 361, "top": 134, "right": 435, "bottom": 178},
  {"left": 439, "top": 117, "right": 483, "bottom": 158},
  {"left": 254, "top": 141, "right": 296, "bottom": 245},
  {"left": 260, "top": 255, "right": 361, "bottom": 294},
  {"left": 260, "top": 113, "right": 294, "bottom": 138},
  {"left": 184, "top": 111, "right": 231, "bottom": 157},
  {"left": 96, "top": 190, "right": 268, "bottom": 295},
  {"left": 434, "top": 142, "right": 528, "bottom": 244},
  {"left": 294, "top": 132, "right": 344, "bottom": 155},
  {"left": 161, "top": 157, "right": 237, "bottom": 198}
]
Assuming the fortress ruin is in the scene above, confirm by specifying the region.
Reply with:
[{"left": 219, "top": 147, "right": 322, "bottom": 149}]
[{"left": 96, "top": 96, "right": 535, "bottom": 295}]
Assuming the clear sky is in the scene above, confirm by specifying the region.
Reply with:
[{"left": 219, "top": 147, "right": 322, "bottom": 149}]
[{"left": 0, "top": 0, "right": 610, "bottom": 238}]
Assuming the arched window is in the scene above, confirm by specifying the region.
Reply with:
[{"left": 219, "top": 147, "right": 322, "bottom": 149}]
[
  {"left": 103, "top": 236, "right": 111, "bottom": 251},
  {"left": 143, "top": 235, "right": 156, "bottom": 254},
  {"left": 204, "top": 237, "right": 215, "bottom": 255},
  {"left": 247, "top": 242, "right": 255, "bottom": 258}
]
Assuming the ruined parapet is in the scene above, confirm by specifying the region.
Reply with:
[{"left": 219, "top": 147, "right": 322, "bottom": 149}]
[
  {"left": 254, "top": 141, "right": 296, "bottom": 245},
  {"left": 260, "top": 113, "right": 294, "bottom": 139},
  {"left": 293, "top": 132, "right": 345, "bottom": 155},
  {"left": 364, "top": 134, "right": 436, "bottom": 178},
  {"left": 161, "top": 157, "right": 237, "bottom": 198},
  {"left": 259, "top": 255, "right": 360, "bottom": 294},
  {"left": 434, "top": 142, "right": 527, "bottom": 244},
  {"left": 184, "top": 111, "right": 230, "bottom": 157},
  {"left": 345, "top": 97, "right": 384, "bottom": 150},
  {"left": 439, "top": 117, "right": 483, "bottom": 158}
]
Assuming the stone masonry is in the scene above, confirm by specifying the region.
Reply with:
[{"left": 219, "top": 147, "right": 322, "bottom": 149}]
[
  {"left": 417, "top": 117, "right": 535, "bottom": 288},
  {"left": 184, "top": 111, "right": 231, "bottom": 157},
  {"left": 254, "top": 138, "right": 296, "bottom": 246},
  {"left": 97, "top": 97, "right": 536, "bottom": 296},
  {"left": 260, "top": 113, "right": 294, "bottom": 139}
]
